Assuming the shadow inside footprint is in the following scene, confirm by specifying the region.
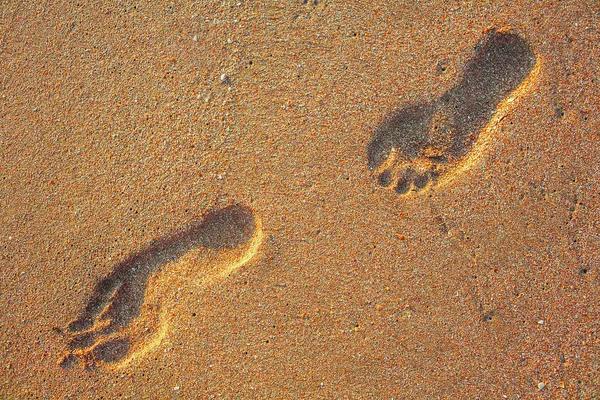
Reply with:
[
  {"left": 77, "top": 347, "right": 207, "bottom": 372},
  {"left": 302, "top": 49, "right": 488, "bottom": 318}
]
[
  {"left": 91, "top": 338, "right": 131, "bottom": 363},
  {"left": 60, "top": 204, "right": 256, "bottom": 367},
  {"left": 368, "top": 29, "right": 537, "bottom": 195},
  {"left": 367, "top": 103, "right": 435, "bottom": 171}
]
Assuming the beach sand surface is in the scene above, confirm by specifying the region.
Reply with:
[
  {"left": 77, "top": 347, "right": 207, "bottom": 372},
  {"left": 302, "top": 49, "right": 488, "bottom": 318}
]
[{"left": 1, "top": 1, "right": 599, "bottom": 398}]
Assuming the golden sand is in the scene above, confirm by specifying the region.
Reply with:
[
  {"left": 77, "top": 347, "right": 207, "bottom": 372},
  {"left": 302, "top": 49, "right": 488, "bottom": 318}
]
[{"left": 1, "top": 1, "right": 599, "bottom": 398}]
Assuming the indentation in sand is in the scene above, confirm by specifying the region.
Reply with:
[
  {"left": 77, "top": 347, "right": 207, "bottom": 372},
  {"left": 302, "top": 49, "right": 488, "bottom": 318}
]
[
  {"left": 367, "top": 29, "right": 540, "bottom": 196},
  {"left": 57, "top": 205, "right": 264, "bottom": 370}
]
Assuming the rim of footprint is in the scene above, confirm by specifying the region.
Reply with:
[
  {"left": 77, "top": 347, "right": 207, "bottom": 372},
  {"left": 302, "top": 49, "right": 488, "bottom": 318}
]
[
  {"left": 367, "top": 28, "right": 540, "bottom": 196},
  {"left": 57, "top": 204, "right": 263, "bottom": 370}
]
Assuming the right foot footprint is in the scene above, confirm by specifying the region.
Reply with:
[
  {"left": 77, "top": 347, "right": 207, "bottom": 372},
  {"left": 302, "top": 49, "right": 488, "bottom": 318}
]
[
  {"left": 367, "top": 29, "right": 539, "bottom": 195},
  {"left": 57, "top": 204, "right": 263, "bottom": 370}
]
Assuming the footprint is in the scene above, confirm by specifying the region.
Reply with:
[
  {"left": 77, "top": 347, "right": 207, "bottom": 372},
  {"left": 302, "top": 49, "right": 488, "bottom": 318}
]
[
  {"left": 57, "top": 204, "right": 263, "bottom": 370},
  {"left": 367, "top": 29, "right": 540, "bottom": 195}
]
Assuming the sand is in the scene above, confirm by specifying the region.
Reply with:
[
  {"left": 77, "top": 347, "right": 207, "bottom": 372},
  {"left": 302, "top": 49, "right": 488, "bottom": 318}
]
[{"left": 1, "top": 0, "right": 599, "bottom": 398}]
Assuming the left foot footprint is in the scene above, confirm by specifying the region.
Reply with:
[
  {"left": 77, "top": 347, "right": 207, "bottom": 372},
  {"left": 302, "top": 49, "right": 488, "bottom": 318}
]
[{"left": 57, "top": 204, "right": 263, "bottom": 369}]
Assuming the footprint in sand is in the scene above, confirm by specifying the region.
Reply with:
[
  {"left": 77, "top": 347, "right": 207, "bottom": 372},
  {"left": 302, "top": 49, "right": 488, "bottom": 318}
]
[
  {"left": 57, "top": 204, "right": 263, "bottom": 370},
  {"left": 367, "top": 29, "right": 539, "bottom": 195}
]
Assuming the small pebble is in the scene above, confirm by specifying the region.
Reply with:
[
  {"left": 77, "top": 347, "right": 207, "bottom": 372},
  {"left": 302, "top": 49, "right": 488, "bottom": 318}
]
[
  {"left": 220, "top": 73, "right": 230, "bottom": 84},
  {"left": 193, "top": 35, "right": 198, "bottom": 42},
  {"left": 174, "top": 386, "right": 180, "bottom": 391},
  {"left": 538, "top": 382, "right": 546, "bottom": 390},
  {"left": 227, "top": 38, "right": 233, "bottom": 44}
]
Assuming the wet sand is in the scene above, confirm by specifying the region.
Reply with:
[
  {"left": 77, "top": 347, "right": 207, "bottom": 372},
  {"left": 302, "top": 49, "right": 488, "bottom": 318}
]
[{"left": 1, "top": 1, "right": 599, "bottom": 398}]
